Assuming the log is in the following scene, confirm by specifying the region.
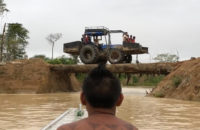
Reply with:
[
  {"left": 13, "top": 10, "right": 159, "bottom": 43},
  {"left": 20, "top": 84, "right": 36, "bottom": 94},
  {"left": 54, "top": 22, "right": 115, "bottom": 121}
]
[{"left": 50, "top": 63, "right": 175, "bottom": 75}]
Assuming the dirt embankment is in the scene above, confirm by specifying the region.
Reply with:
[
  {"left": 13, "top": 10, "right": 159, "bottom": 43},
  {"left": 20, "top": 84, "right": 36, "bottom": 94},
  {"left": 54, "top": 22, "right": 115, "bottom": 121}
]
[
  {"left": 1, "top": 57, "right": 200, "bottom": 100},
  {"left": 150, "top": 58, "right": 200, "bottom": 101},
  {"left": 0, "top": 59, "right": 80, "bottom": 93}
]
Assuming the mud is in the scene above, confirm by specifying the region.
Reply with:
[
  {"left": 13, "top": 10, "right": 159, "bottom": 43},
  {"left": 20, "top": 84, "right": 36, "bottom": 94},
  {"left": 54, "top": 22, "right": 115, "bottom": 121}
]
[
  {"left": 0, "top": 59, "right": 80, "bottom": 93},
  {"left": 150, "top": 58, "right": 200, "bottom": 101}
]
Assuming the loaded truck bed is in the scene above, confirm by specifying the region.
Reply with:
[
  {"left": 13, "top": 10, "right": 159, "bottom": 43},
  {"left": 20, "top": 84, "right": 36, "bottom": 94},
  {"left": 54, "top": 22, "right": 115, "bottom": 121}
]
[{"left": 64, "top": 41, "right": 148, "bottom": 55}]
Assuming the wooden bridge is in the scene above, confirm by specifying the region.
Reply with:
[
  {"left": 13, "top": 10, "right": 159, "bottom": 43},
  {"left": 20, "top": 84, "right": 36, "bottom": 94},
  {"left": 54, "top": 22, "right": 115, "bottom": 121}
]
[{"left": 50, "top": 63, "right": 176, "bottom": 75}]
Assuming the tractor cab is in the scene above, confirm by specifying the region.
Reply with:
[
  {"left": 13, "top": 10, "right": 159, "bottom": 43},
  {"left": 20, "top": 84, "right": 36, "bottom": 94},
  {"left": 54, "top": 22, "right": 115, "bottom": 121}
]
[
  {"left": 83, "top": 26, "right": 125, "bottom": 49},
  {"left": 83, "top": 26, "right": 109, "bottom": 47},
  {"left": 85, "top": 26, "right": 109, "bottom": 36}
]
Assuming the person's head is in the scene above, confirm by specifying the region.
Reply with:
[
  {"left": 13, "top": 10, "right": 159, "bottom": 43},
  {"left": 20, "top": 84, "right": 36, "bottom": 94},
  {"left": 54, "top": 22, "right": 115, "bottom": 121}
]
[
  {"left": 81, "top": 64, "right": 123, "bottom": 109},
  {"left": 133, "top": 36, "right": 135, "bottom": 39},
  {"left": 123, "top": 32, "right": 128, "bottom": 35},
  {"left": 130, "top": 35, "right": 132, "bottom": 38}
]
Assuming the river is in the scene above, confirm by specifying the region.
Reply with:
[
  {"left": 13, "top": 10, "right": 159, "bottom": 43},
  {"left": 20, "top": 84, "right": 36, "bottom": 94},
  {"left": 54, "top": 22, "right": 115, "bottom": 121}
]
[{"left": 0, "top": 88, "right": 200, "bottom": 130}]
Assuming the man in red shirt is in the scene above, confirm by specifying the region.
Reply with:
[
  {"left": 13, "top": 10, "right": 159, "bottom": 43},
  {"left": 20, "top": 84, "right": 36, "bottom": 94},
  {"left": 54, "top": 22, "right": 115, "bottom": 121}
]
[
  {"left": 132, "top": 36, "right": 136, "bottom": 43},
  {"left": 84, "top": 35, "right": 89, "bottom": 44},
  {"left": 129, "top": 35, "right": 133, "bottom": 43}
]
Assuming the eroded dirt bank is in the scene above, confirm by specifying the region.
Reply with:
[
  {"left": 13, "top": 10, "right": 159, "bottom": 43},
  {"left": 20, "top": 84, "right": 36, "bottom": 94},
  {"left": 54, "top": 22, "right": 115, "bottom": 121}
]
[
  {"left": 0, "top": 59, "right": 80, "bottom": 93},
  {"left": 150, "top": 58, "right": 200, "bottom": 101},
  {"left": 1, "top": 57, "right": 200, "bottom": 100}
]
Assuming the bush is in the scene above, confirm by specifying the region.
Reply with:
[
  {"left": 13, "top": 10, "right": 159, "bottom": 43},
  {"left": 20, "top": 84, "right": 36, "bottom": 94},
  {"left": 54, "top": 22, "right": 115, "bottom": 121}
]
[
  {"left": 76, "top": 73, "right": 86, "bottom": 82},
  {"left": 78, "top": 73, "right": 165, "bottom": 87},
  {"left": 128, "top": 74, "right": 165, "bottom": 86},
  {"left": 32, "top": 55, "right": 48, "bottom": 60},
  {"left": 32, "top": 55, "right": 79, "bottom": 65},
  {"left": 144, "top": 75, "right": 165, "bottom": 85},
  {"left": 172, "top": 76, "right": 182, "bottom": 87},
  {"left": 132, "top": 75, "right": 139, "bottom": 83},
  {"left": 46, "top": 58, "right": 76, "bottom": 65},
  {"left": 153, "top": 91, "right": 165, "bottom": 98},
  {"left": 45, "top": 56, "right": 78, "bottom": 65}
]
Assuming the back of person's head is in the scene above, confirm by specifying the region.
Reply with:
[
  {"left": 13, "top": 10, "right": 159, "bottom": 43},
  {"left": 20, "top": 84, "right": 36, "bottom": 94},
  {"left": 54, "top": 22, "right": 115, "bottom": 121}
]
[{"left": 82, "top": 64, "right": 121, "bottom": 108}]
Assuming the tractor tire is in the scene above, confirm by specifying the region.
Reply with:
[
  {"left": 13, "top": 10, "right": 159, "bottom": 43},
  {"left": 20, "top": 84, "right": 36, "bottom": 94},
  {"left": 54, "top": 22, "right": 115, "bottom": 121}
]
[
  {"left": 79, "top": 45, "right": 99, "bottom": 64},
  {"left": 124, "top": 55, "right": 132, "bottom": 63},
  {"left": 108, "top": 49, "right": 124, "bottom": 64}
]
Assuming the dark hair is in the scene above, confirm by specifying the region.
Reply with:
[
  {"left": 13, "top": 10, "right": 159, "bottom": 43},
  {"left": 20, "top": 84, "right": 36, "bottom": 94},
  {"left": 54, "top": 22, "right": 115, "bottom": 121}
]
[{"left": 82, "top": 64, "right": 121, "bottom": 108}]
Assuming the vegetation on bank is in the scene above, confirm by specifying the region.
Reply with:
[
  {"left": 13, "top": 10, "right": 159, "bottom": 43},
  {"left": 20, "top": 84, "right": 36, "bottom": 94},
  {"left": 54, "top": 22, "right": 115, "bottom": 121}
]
[
  {"left": 75, "top": 73, "right": 165, "bottom": 87},
  {"left": 153, "top": 91, "right": 165, "bottom": 98},
  {"left": 118, "top": 74, "right": 165, "bottom": 87},
  {"left": 32, "top": 55, "right": 79, "bottom": 65},
  {"left": 172, "top": 75, "right": 182, "bottom": 88}
]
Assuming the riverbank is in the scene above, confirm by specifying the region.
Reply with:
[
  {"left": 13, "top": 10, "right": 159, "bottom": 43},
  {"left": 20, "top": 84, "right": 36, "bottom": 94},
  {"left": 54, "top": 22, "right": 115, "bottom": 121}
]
[
  {"left": 0, "top": 59, "right": 80, "bottom": 93},
  {"left": 150, "top": 58, "right": 200, "bottom": 101},
  {"left": 1, "top": 58, "right": 200, "bottom": 102}
]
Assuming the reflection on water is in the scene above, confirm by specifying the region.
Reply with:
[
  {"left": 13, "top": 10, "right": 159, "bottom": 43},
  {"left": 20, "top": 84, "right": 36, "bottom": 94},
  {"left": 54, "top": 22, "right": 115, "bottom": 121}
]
[{"left": 0, "top": 88, "right": 200, "bottom": 130}]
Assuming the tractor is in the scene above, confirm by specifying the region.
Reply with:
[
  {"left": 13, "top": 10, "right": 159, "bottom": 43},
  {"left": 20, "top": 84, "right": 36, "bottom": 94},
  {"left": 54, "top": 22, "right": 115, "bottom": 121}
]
[{"left": 63, "top": 26, "right": 148, "bottom": 64}]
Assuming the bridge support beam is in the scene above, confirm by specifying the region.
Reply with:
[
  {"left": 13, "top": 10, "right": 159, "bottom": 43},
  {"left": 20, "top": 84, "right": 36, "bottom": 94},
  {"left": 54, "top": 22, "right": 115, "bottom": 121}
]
[{"left": 50, "top": 63, "right": 175, "bottom": 75}]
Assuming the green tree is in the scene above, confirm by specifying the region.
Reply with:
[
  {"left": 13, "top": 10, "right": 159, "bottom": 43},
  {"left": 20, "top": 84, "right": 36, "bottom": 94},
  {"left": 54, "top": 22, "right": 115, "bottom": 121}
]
[
  {"left": 154, "top": 53, "right": 179, "bottom": 63},
  {"left": 46, "top": 33, "right": 62, "bottom": 59},
  {"left": 70, "top": 54, "right": 79, "bottom": 64},
  {"left": 32, "top": 54, "right": 50, "bottom": 60},
  {"left": 46, "top": 55, "right": 78, "bottom": 65},
  {"left": 5, "top": 23, "right": 29, "bottom": 60}
]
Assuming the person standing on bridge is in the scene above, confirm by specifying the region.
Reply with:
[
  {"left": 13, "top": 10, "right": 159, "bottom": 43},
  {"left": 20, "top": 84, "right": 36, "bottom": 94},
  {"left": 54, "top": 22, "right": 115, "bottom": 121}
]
[{"left": 57, "top": 64, "right": 138, "bottom": 130}]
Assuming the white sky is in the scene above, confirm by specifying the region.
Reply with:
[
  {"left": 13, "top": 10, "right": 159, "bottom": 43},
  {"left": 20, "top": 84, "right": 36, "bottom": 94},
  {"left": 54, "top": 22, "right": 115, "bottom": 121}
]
[{"left": 3, "top": 0, "right": 200, "bottom": 62}]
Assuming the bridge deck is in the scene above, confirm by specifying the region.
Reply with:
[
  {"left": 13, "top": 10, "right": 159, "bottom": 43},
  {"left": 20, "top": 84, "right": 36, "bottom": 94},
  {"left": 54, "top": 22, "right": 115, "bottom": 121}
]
[{"left": 50, "top": 63, "right": 176, "bottom": 75}]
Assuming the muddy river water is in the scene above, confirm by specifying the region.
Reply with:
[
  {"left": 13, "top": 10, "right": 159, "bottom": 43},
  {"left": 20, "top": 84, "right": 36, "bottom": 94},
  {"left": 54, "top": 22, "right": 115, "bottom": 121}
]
[{"left": 0, "top": 88, "right": 200, "bottom": 130}]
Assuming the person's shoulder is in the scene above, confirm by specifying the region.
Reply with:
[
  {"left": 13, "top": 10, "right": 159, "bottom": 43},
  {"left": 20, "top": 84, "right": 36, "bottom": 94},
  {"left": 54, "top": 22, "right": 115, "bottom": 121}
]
[
  {"left": 116, "top": 117, "right": 138, "bottom": 130},
  {"left": 57, "top": 124, "right": 69, "bottom": 130},
  {"left": 57, "top": 118, "right": 90, "bottom": 130}
]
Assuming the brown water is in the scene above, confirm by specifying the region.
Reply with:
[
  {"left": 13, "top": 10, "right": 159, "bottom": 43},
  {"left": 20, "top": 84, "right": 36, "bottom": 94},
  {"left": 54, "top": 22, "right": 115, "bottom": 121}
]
[{"left": 0, "top": 88, "right": 200, "bottom": 130}]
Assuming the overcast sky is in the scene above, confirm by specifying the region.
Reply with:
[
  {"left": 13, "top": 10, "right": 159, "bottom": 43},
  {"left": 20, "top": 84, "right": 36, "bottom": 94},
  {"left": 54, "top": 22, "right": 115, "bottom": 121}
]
[{"left": 3, "top": 0, "right": 200, "bottom": 62}]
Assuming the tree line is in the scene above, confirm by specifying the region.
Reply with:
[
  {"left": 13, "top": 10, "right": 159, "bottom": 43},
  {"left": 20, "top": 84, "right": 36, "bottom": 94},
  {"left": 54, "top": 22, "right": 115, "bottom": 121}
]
[
  {"left": 0, "top": 0, "right": 29, "bottom": 62},
  {"left": 32, "top": 54, "right": 79, "bottom": 65}
]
